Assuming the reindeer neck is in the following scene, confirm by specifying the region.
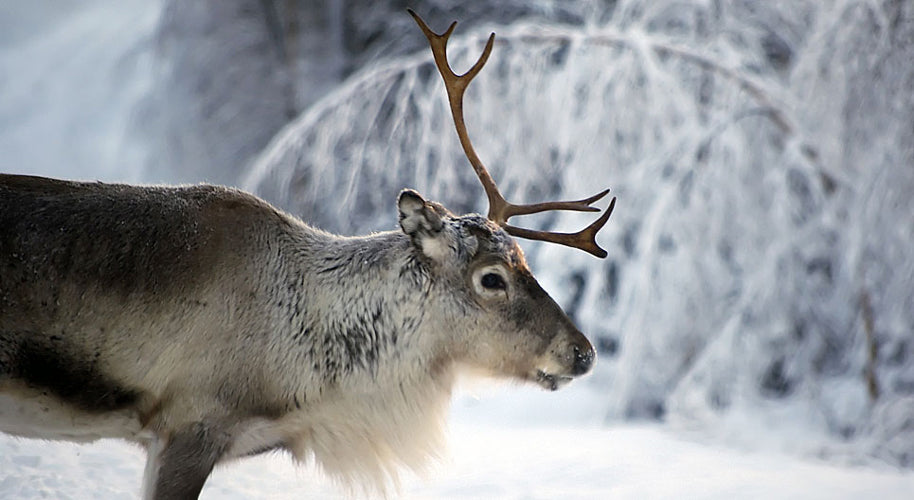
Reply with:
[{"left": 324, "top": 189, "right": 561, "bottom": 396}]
[{"left": 271, "top": 227, "right": 452, "bottom": 395}]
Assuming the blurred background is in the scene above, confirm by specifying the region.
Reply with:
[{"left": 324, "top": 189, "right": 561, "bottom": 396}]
[{"left": 2, "top": 0, "right": 913, "bottom": 471}]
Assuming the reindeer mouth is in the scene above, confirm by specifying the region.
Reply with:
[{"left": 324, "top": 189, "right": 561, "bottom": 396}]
[{"left": 535, "top": 370, "right": 574, "bottom": 391}]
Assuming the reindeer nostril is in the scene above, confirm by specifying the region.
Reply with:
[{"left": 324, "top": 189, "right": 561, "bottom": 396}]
[{"left": 571, "top": 344, "right": 595, "bottom": 375}]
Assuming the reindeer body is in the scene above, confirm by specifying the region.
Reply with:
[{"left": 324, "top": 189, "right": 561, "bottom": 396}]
[{"left": 0, "top": 173, "right": 594, "bottom": 498}]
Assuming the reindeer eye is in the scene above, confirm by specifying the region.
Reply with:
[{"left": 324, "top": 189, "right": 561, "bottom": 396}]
[{"left": 480, "top": 273, "right": 506, "bottom": 290}]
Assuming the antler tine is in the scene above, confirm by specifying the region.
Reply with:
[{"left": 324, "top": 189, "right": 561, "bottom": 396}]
[
  {"left": 409, "top": 9, "right": 614, "bottom": 258},
  {"left": 502, "top": 189, "right": 610, "bottom": 219}
]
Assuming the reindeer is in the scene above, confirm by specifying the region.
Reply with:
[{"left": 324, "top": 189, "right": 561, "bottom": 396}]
[{"left": 0, "top": 10, "right": 615, "bottom": 499}]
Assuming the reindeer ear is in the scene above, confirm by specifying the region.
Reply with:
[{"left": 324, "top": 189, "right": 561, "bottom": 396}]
[{"left": 398, "top": 189, "right": 450, "bottom": 261}]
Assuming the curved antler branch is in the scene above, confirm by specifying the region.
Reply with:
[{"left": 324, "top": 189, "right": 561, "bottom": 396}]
[
  {"left": 408, "top": 9, "right": 507, "bottom": 217},
  {"left": 409, "top": 9, "right": 615, "bottom": 258},
  {"left": 504, "top": 196, "right": 615, "bottom": 258}
]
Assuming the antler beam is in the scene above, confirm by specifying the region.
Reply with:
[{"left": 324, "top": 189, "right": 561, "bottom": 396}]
[{"left": 408, "top": 9, "right": 615, "bottom": 258}]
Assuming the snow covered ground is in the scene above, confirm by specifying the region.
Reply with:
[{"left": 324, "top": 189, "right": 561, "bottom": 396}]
[
  {"left": 2, "top": 388, "right": 912, "bottom": 499},
  {"left": 2, "top": 420, "right": 912, "bottom": 499}
]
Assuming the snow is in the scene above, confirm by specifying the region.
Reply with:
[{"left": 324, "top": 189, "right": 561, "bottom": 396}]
[
  {"left": 2, "top": 381, "right": 912, "bottom": 498},
  {"left": 2, "top": 393, "right": 912, "bottom": 499}
]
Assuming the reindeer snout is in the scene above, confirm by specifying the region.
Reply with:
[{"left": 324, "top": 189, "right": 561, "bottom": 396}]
[
  {"left": 571, "top": 342, "right": 595, "bottom": 375},
  {"left": 535, "top": 330, "right": 596, "bottom": 390}
]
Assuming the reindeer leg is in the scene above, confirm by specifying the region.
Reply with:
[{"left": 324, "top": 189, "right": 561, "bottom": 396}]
[{"left": 143, "top": 421, "right": 232, "bottom": 500}]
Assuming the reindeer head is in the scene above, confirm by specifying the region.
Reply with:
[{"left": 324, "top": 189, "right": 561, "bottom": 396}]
[{"left": 397, "top": 189, "right": 593, "bottom": 390}]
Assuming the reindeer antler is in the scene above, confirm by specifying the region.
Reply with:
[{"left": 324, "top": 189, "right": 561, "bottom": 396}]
[{"left": 408, "top": 9, "right": 615, "bottom": 258}]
